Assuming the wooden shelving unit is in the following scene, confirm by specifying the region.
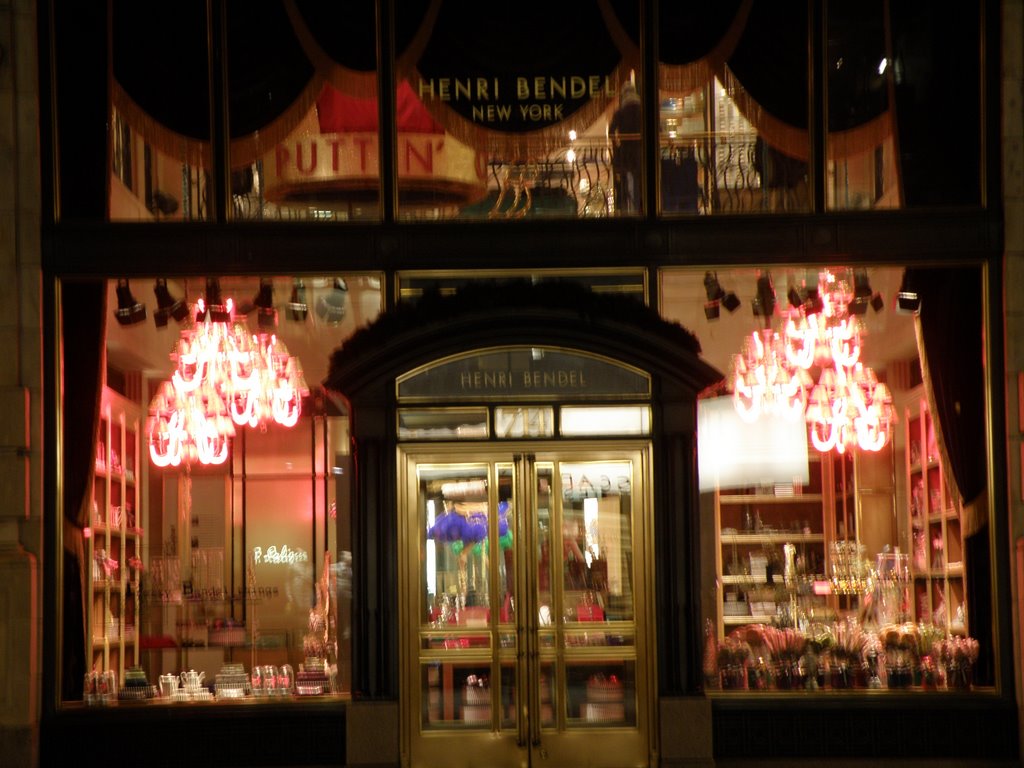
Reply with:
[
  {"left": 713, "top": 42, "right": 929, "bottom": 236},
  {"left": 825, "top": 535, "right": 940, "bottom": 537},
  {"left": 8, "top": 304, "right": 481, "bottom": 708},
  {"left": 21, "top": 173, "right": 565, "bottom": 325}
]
[
  {"left": 712, "top": 443, "right": 897, "bottom": 638},
  {"left": 713, "top": 453, "right": 834, "bottom": 637},
  {"left": 903, "top": 388, "right": 967, "bottom": 634},
  {"left": 87, "top": 386, "right": 144, "bottom": 682}
]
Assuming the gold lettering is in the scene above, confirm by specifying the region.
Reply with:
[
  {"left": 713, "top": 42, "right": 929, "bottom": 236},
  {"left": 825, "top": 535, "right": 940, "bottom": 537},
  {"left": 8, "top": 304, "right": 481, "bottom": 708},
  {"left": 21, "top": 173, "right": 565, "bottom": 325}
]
[
  {"left": 534, "top": 76, "right": 547, "bottom": 99},
  {"left": 517, "top": 77, "right": 530, "bottom": 99},
  {"left": 570, "top": 76, "right": 586, "bottom": 98},
  {"left": 438, "top": 78, "right": 451, "bottom": 101},
  {"left": 550, "top": 77, "right": 566, "bottom": 99},
  {"left": 476, "top": 77, "right": 491, "bottom": 100},
  {"left": 418, "top": 79, "right": 436, "bottom": 100},
  {"left": 455, "top": 78, "right": 471, "bottom": 101},
  {"left": 460, "top": 372, "right": 473, "bottom": 389},
  {"left": 589, "top": 75, "right": 602, "bottom": 97}
]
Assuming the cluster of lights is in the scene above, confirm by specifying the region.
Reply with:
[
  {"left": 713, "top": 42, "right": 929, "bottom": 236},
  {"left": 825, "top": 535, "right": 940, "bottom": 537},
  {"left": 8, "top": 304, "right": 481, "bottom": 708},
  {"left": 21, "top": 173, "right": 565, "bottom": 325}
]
[
  {"left": 147, "top": 294, "right": 308, "bottom": 467},
  {"left": 731, "top": 269, "right": 895, "bottom": 454}
]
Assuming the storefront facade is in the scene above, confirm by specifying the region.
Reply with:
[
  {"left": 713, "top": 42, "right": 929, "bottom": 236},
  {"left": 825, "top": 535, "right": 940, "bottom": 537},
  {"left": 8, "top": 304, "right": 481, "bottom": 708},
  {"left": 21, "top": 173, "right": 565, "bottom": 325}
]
[{"left": 1, "top": 2, "right": 1023, "bottom": 767}]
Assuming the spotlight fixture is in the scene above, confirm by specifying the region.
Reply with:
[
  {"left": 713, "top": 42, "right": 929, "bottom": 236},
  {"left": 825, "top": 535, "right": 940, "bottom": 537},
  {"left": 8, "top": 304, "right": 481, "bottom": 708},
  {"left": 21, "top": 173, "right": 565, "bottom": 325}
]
[
  {"left": 252, "top": 278, "right": 278, "bottom": 330},
  {"left": 752, "top": 271, "right": 776, "bottom": 318},
  {"left": 804, "top": 286, "right": 824, "bottom": 315},
  {"left": 702, "top": 271, "right": 740, "bottom": 320},
  {"left": 114, "top": 279, "right": 147, "bottom": 326},
  {"left": 288, "top": 279, "right": 308, "bottom": 322},
  {"left": 153, "top": 279, "right": 189, "bottom": 328},
  {"left": 316, "top": 278, "right": 348, "bottom": 325},
  {"left": 197, "top": 278, "right": 232, "bottom": 323},
  {"left": 848, "top": 269, "right": 884, "bottom": 315},
  {"left": 787, "top": 284, "right": 804, "bottom": 309},
  {"left": 896, "top": 291, "right": 920, "bottom": 314}
]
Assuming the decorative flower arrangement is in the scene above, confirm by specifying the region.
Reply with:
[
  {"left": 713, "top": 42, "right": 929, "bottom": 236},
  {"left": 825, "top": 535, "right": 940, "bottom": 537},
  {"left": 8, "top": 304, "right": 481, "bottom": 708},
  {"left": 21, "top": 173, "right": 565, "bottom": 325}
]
[
  {"left": 880, "top": 622, "right": 921, "bottom": 688},
  {"left": 832, "top": 619, "right": 867, "bottom": 665},
  {"left": 829, "top": 619, "right": 868, "bottom": 688},
  {"left": 933, "top": 635, "right": 979, "bottom": 690},
  {"left": 427, "top": 500, "right": 513, "bottom": 555},
  {"left": 915, "top": 623, "right": 945, "bottom": 688},
  {"left": 716, "top": 637, "right": 752, "bottom": 690},
  {"left": 738, "top": 625, "right": 807, "bottom": 690}
]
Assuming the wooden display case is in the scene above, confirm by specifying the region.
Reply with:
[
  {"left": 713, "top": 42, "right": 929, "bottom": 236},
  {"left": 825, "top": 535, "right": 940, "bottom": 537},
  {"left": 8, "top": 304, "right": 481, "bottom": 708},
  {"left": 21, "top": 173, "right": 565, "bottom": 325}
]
[
  {"left": 86, "top": 386, "right": 145, "bottom": 681},
  {"left": 712, "top": 444, "right": 896, "bottom": 639},
  {"left": 903, "top": 389, "right": 967, "bottom": 634},
  {"left": 713, "top": 452, "right": 831, "bottom": 638}
]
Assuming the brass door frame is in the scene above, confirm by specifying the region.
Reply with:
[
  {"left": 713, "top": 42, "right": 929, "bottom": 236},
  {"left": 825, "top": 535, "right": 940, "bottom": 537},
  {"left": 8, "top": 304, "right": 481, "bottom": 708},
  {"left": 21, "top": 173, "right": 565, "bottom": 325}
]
[{"left": 399, "top": 440, "right": 656, "bottom": 768}]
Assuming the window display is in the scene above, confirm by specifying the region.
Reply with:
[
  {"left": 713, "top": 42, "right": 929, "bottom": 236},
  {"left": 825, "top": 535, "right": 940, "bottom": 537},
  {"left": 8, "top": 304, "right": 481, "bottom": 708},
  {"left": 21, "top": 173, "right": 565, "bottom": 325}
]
[
  {"left": 663, "top": 264, "right": 990, "bottom": 694},
  {"left": 62, "top": 275, "right": 381, "bottom": 705}
]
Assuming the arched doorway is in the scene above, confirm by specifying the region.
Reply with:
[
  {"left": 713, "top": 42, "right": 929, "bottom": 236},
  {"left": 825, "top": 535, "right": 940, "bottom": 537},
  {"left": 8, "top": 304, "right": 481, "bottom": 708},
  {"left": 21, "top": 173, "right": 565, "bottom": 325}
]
[{"left": 325, "top": 281, "right": 722, "bottom": 768}]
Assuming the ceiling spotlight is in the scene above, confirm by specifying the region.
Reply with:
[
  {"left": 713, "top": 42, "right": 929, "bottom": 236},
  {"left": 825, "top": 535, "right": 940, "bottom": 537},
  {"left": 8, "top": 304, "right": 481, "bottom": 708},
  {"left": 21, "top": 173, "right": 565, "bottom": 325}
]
[
  {"left": 787, "top": 284, "right": 804, "bottom": 308},
  {"left": 316, "top": 278, "right": 348, "bottom": 325},
  {"left": 804, "top": 286, "right": 824, "bottom": 315},
  {"left": 848, "top": 269, "right": 883, "bottom": 315},
  {"left": 114, "top": 279, "right": 146, "bottom": 326},
  {"left": 896, "top": 291, "right": 920, "bottom": 314},
  {"left": 153, "top": 278, "right": 189, "bottom": 328},
  {"left": 288, "top": 279, "right": 308, "bottom": 322},
  {"left": 752, "top": 271, "right": 776, "bottom": 318},
  {"left": 252, "top": 278, "right": 278, "bottom": 330},
  {"left": 702, "top": 271, "right": 740, "bottom": 320},
  {"left": 197, "top": 278, "right": 232, "bottom": 323}
]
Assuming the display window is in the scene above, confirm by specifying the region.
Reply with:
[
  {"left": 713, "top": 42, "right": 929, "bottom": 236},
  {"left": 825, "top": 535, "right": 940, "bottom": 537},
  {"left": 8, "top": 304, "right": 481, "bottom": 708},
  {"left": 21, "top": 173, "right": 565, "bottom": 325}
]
[
  {"left": 656, "top": 2, "right": 983, "bottom": 215},
  {"left": 59, "top": 275, "right": 382, "bottom": 705},
  {"left": 661, "top": 264, "right": 994, "bottom": 693},
  {"left": 96, "top": 3, "right": 983, "bottom": 224}
]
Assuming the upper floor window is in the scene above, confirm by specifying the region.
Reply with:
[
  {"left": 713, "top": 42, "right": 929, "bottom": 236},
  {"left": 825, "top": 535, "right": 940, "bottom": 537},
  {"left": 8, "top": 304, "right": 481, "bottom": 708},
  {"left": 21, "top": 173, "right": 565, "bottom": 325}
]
[{"left": 54, "top": 2, "right": 985, "bottom": 222}]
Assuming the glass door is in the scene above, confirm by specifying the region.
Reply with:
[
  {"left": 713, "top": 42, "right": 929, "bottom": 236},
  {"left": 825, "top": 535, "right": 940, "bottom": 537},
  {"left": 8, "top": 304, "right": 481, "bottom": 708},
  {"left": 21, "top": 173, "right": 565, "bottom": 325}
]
[{"left": 401, "top": 443, "right": 652, "bottom": 768}]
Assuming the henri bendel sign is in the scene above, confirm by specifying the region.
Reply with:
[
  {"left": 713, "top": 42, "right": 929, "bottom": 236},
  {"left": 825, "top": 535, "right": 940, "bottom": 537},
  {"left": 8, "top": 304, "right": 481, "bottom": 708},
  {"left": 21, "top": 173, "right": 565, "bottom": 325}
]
[
  {"left": 398, "top": 347, "right": 650, "bottom": 401},
  {"left": 416, "top": 75, "right": 617, "bottom": 126}
]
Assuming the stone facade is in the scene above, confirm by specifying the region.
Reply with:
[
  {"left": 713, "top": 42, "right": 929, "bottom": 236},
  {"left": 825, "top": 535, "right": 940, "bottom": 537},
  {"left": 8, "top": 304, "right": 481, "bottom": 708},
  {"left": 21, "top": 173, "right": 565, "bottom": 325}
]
[
  {"left": 0, "top": 1, "right": 42, "bottom": 766},
  {"left": 2, "top": 2, "right": 1023, "bottom": 766}
]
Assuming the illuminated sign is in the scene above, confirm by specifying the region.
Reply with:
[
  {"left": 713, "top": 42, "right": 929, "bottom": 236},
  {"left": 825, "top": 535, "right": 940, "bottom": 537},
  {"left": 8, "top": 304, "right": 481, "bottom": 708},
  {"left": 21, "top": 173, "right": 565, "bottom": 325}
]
[{"left": 252, "top": 545, "right": 309, "bottom": 566}]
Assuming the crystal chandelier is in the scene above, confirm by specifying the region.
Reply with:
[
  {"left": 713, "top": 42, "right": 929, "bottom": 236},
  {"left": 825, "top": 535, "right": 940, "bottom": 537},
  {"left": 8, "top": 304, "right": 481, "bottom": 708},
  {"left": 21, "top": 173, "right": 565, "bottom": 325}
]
[
  {"left": 148, "top": 293, "right": 309, "bottom": 467},
  {"left": 731, "top": 328, "right": 811, "bottom": 423},
  {"left": 731, "top": 268, "right": 895, "bottom": 454}
]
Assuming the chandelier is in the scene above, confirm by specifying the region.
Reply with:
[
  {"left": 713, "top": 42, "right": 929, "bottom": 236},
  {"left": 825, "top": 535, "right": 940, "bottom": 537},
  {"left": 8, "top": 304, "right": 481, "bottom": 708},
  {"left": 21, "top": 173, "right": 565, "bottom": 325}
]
[
  {"left": 148, "top": 293, "right": 309, "bottom": 467},
  {"left": 731, "top": 269, "right": 895, "bottom": 454}
]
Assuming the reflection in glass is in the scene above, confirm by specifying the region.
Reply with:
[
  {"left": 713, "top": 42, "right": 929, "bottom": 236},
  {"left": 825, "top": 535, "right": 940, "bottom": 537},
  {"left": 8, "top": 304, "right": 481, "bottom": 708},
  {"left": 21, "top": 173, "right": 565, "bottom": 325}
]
[
  {"left": 658, "top": 2, "right": 810, "bottom": 215},
  {"left": 567, "top": 661, "right": 636, "bottom": 727},
  {"left": 559, "top": 462, "right": 634, "bottom": 624},
  {"left": 395, "top": 3, "right": 643, "bottom": 220}
]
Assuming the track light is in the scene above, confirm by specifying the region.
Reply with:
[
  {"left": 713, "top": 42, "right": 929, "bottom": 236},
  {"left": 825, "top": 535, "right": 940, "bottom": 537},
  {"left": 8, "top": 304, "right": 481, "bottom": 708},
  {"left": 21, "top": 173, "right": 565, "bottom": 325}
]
[
  {"left": 196, "top": 278, "right": 231, "bottom": 323},
  {"left": 114, "top": 279, "right": 146, "bottom": 326},
  {"left": 703, "top": 271, "right": 740, "bottom": 320},
  {"left": 153, "top": 279, "right": 188, "bottom": 328},
  {"left": 787, "top": 284, "right": 804, "bottom": 308},
  {"left": 896, "top": 291, "right": 920, "bottom": 314},
  {"left": 252, "top": 278, "right": 278, "bottom": 330},
  {"left": 848, "top": 269, "right": 884, "bottom": 315},
  {"left": 288, "top": 279, "right": 308, "bottom": 322},
  {"left": 752, "top": 271, "right": 776, "bottom": 318},
  {"left": 316, "top": 278, "right": 348, "bottom": 325},
  {"left": 805, "top": 286, "right": 824, "bottom": 315}
]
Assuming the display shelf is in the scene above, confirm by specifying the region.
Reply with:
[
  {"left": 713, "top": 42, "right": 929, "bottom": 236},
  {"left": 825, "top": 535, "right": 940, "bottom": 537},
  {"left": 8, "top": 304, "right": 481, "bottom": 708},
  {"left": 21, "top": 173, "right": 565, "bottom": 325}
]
[
  {"left": 86, "top": 386, "right": 145, "bottom": 683},
  {"left": 713, "top": 453, "right": 837, "bottom": 639},
  {"left": 902, "top": 388, "right": 967, "bottom": 634}
]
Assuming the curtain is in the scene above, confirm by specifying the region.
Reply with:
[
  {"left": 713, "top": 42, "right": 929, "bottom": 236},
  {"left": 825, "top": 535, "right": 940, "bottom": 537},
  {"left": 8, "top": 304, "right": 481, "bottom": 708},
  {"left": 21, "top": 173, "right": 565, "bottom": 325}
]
[
  {"left": 60, "top": 280, "right": 107, "bottom": 700},
  {"left": 902, "top": 266, "right": 990, "bottom": 685}
]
